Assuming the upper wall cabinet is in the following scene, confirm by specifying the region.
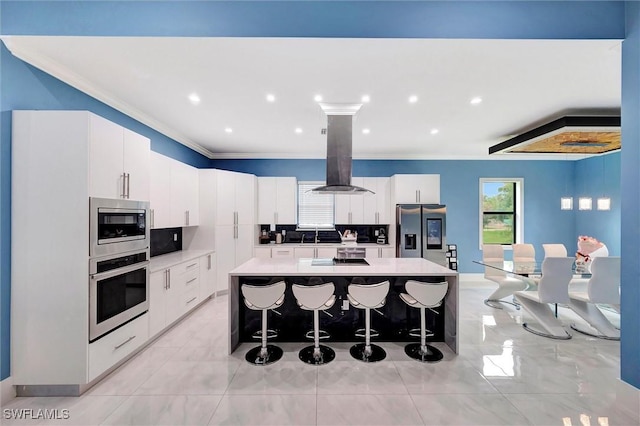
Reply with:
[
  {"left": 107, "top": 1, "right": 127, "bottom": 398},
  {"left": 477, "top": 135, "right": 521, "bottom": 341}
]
[
  {"left": 150, "top": 151, "right": 199, "bottom": 228},
  {"left": 88, "top": 114, "right": 150, "bottom": 201},
  {"left": 391, "top": 174, "right": 440, "bottom": 204},
  {"left": 362, "top": 177, "right": 391, "bottom": 224},
  {"left": 335, "top": 177, "right": 365, "bottom": 224},
  {"left": 216, "top": 170, "right": 256, "bottom": 226},
  {"left": 257, "top": 177, "right": 297, "bottom": 225}
]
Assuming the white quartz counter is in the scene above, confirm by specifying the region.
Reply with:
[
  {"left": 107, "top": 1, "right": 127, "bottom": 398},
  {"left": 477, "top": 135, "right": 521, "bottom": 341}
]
[
  {"left": 230, "top": 257, "right": 456, "bottom": 277},
  {"left": 150, "top": 249, "right": 214, "bottom": 273}
]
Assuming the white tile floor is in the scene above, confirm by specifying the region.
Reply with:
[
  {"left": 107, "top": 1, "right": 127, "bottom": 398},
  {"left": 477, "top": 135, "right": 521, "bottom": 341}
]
[{"left": 3, "top": 279, "right": 639, "bottom": 425}]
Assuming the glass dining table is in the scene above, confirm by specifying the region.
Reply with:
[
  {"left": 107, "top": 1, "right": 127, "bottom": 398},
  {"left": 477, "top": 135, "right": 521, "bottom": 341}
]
[{"left": 472, "top": 259, "right": 591, "bottom": 316}]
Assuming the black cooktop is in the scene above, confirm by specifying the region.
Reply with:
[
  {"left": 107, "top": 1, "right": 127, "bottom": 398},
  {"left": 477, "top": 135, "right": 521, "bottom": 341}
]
[{"left": 311, "top": 258, "right": 370, "bottom": 266}]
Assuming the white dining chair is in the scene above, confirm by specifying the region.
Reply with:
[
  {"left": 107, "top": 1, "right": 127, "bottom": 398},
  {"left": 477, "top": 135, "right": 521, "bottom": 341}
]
[
  {"left": 514, "top": 256, "right": 575, "bottom": 339},
  {"left": 542, "top": 244, "right": 568, "bottom": 258},
  {"left": 568, "top": 256, "right": 620, "bottom": 340},
  {"left": 482, "top": 244, "right": 527, "bottom": 309}
]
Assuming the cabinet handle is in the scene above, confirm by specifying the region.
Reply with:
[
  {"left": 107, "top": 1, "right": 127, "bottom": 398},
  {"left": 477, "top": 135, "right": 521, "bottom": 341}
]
[
  {"left": 168, "top": 269, "right": 171, "bottom": 289},
  {"left": 121, "top": 173, "right": 126, "bottom": 198},
  {"left": 233, "top": 211, "right": 238, "bottom": 225},
  {"left": 234, "top": 225, "right": 238, "bottom": 239},
  {"left": 164, "top": 269, "right": 168, "bottom": 289},
  {"left": 375, "top": 212, "right": 379, "bottom": 224},
  {"left": 126, "top": 173, "right": 131, "bottom": 199},
  {"left": 114, "top": 335, "right": 136, "bottom": 350},
  {"left": 187, "top": 262, "right": 198, "bottom": 269},
  {"left": 150, "top": 209, "right": 155, "bottom": 229},
  {"left": 186, "top": 296, "right": 197, "bottom": 305},
  {"left": 186, "top": 277, "right": 197, "bottom": 285},
  {"left": 207, "top": 254, "right": 211, "bottom": 270}
]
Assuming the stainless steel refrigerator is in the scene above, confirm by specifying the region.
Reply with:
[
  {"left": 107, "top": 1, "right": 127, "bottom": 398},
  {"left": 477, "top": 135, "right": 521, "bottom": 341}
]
[{"left": 396, "top": 204, "right": 447, "bottom": 267}]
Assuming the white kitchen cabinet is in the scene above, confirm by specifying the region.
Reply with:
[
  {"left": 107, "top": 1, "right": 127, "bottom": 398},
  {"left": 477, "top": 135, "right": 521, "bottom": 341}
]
[
  {"left": 199, "top": 252, "right": 216, "bottom": 301},
  {"left": 294, "top": 246, "right": 336, "bottom": 258},
  {"left": 88, "top": 313, "right": 148, "bottom": 382},
  {"left": 88, "top": 113, "right": 150, "bottom": 201},
  {"left": 365, "top": 246, "right": 396, "bottom": 258},
  {"left": 170, "top": 160, "right": 199, "bottom": 227},
  {"left": 150, "top": 259, "right": 201, "bottom": 338},
  {"left": 272, "top": 246, "right": 295, "bottom": 258},
  {"left": 150, "top": 152, "right": 173, "bottom": 229},
  {"left": 391, "top": 174, "right": 440, "bottom": 204},
  {"left": 12, "top": 110, "right": 155, "bottom": 388},
  {"left": 149, "top": 151, "right": 199, "bottom": 228},
  {"left": 254, "top": 246, "right": 273, "bottom": 258},
  {"left": 363, "top": 177, "right": 391, "bottom": 224},
  {"left": 216, "top": 170, "right": 256, "bottom": 225},
  {"left": 257, "top": 177, "right": 297, "bottom": 224},
  {"left": 335, "top": 177, "right": 365, "bottom": 224}
]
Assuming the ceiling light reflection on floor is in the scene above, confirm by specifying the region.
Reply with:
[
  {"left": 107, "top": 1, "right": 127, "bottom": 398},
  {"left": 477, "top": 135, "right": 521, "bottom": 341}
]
[{"left": 482, "top": 345, "right": 515, "bottom": 377}]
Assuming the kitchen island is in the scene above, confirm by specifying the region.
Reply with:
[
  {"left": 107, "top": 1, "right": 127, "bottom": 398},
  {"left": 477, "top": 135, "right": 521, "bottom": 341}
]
[{"left": 228, "top": 257, "right": 459, "bottom": 354}]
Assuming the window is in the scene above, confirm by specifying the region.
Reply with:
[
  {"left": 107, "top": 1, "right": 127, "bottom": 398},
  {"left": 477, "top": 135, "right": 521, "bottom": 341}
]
[
  {"left": 479, "top": 178, "right": 523, "bottom": 247},
  {"left": 297, "top": 182, "right": 335, "bottom": 229}
]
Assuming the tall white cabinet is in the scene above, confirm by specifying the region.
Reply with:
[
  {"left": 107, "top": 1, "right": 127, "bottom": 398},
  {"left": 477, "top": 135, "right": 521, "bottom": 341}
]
[
  {"left": 11, "top": 110, "right": 151, "bottom": 389},
  {"left": 335, "top": 177, "right": 391, "bottom": 224},
  {"left": 257, "top": 177, "right": 297, "bottom": 224}
]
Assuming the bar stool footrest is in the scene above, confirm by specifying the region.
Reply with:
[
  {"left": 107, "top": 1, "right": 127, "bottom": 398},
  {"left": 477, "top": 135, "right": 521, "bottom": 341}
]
[
  {"left": 349, "top": 343, "right": 386, "bottom": 363},
  {"left": 305, "top": 329, "right": 330, "bottom": 340},
  {"left": 404, "top": 343, "right": 443, "bottom": 363},
  {"left": 298, "top": 344, "right": 336, "bottom": 365},
  {"left": 355, "top": 328, "right": 379, "bottom": 338},
  {"left": 245, "top": 344, "right": 283, "bottom": 366},
  {"left": 252, "top": 329, "right": 278, "bottom": 340},
  {"left": 408, "top": 328, "right": 434, "bottom": 338}
]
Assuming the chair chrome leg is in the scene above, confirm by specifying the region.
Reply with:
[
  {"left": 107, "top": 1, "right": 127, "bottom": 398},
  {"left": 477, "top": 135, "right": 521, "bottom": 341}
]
[
  {"left": 484, "top": 298, "right": 520, "bottom": 310},
  {"left": 570, "top": 323, "right": 620, "bottom": 341},
  {"left": 522, "top": 323, "right": 572, "bottom": 340}
]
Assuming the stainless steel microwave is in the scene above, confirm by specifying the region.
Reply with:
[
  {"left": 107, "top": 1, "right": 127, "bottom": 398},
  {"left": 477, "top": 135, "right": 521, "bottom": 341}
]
[{"left": 90, "top": 197, "right": 149, "bottom": 258}]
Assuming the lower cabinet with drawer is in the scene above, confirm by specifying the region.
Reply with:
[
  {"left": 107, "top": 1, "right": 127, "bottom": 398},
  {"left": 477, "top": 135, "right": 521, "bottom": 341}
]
[
  {"left": 149, "top": 258, "right": 201, "bottom": 338},
  {"left": 88, "top": 313, "right": 149, "bottom": 382},
  {"left": 365, "top": 247, "right": 396, "bottom": 258}
]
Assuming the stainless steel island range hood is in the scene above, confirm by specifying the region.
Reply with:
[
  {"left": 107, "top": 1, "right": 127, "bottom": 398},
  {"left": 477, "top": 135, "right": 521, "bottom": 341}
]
[{"left": 312, "top": 103, "right": 373, "bottom": 194}]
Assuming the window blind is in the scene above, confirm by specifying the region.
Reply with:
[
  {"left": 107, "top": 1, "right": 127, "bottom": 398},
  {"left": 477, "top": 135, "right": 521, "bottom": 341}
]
[{"left": 297, "top": 182, "right": 335, "bottom": 228}]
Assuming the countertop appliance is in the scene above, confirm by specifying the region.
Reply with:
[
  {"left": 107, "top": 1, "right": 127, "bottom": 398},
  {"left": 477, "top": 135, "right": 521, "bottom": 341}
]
[{"left": 396, "top": 204, "right": 447, "bottom": 267}]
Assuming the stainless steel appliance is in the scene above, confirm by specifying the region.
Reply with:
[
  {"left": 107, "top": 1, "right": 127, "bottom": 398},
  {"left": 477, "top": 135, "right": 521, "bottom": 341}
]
[
  {"left": 396, "top": 204, "right": 447, "bottom": 267},
  {"left": 90, "top": 197, "right": 149, "bottom": 257},
  {"left": 89, "top": 249, "right": 150, "bottom": 342}
]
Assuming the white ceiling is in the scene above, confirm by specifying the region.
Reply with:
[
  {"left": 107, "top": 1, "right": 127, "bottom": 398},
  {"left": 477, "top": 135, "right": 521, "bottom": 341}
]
[{"left": 3, "top": 36, "right": 622, "bottom": 160}]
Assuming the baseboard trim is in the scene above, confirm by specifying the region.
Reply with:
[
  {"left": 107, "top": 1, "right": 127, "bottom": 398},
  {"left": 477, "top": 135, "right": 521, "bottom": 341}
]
[{"left": 1, "top": 376, "right": 16, "bottom": 405}]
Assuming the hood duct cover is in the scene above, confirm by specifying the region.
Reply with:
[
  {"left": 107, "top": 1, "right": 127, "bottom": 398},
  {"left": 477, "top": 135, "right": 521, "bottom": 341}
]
[{"left": 312, "top": 103, "right": 373, "bottom": 194}]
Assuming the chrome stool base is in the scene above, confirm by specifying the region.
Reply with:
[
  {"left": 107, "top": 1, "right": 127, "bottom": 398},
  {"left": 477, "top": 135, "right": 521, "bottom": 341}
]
[
  {"left": 245, "top": 344, "right": 283, "bottom": 366},
  {"left": 404, "top": 343, "right": 443, "bottom": 363},
  {"left": 350, "top": 343, "right": 386, "bottom": 363},
  {"left": 299, "top": 344, "right": 336, "bottom": 365}
]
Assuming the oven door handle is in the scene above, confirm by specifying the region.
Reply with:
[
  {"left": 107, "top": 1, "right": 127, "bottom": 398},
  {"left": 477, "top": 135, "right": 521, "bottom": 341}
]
[{"left": 90, "top": 261, "right": 150, "bottom": 281}]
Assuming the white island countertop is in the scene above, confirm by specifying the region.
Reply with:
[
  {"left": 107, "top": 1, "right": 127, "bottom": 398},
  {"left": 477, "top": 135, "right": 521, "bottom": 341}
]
[{"left": 230, "top": 257, "right": 457, "bottom": 277}]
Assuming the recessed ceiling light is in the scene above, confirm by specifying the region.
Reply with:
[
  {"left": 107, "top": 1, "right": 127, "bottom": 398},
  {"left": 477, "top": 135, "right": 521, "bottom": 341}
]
[
  {"left": 408, "top": 95, "right": 418, "bottom": 104},
  {"left": 470, "top": 97, "right": 483, "bottom": 105},
  {"left": 266, "top": 94, "right": 276, "bottom": 102},
  {"left": 188, "top": 93, "right": 200, "bottom": 105},
  {"left": 361, "top": 95, "right": 371, "bottom": 103},
  {"left": 314, "top": 95, "right": 323, "bottom": 102},
  {"left": 430, "top": 129, "right": 439, "bottom": 135},
  {"left": 295, "top": 128, "right": 303, "bottom": 134},
  {"left": 224, "top": 127, "right": 233, "bottom": 133},
  {"left": 362, "top": 128, "right": 370, "bottom": 134}
]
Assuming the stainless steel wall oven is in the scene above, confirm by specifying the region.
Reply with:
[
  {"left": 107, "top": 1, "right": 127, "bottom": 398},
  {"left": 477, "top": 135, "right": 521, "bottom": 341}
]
[{"left": 89, "top": 249, "right": 149, "bottom": 342}]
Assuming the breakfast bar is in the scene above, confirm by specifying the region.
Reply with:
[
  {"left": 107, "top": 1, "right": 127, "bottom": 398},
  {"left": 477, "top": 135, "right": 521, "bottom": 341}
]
[{"left": 228, "top": 257, "right": 459, "bottom": 354}]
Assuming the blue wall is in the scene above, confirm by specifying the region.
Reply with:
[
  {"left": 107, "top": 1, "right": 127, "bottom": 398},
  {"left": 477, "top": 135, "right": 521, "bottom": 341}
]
[
  {"left": 0, "top": 0, "right": 636, "bottom": 387},
  {"left": 621, "top": 1, "right": 640, "bottom": 388}
]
